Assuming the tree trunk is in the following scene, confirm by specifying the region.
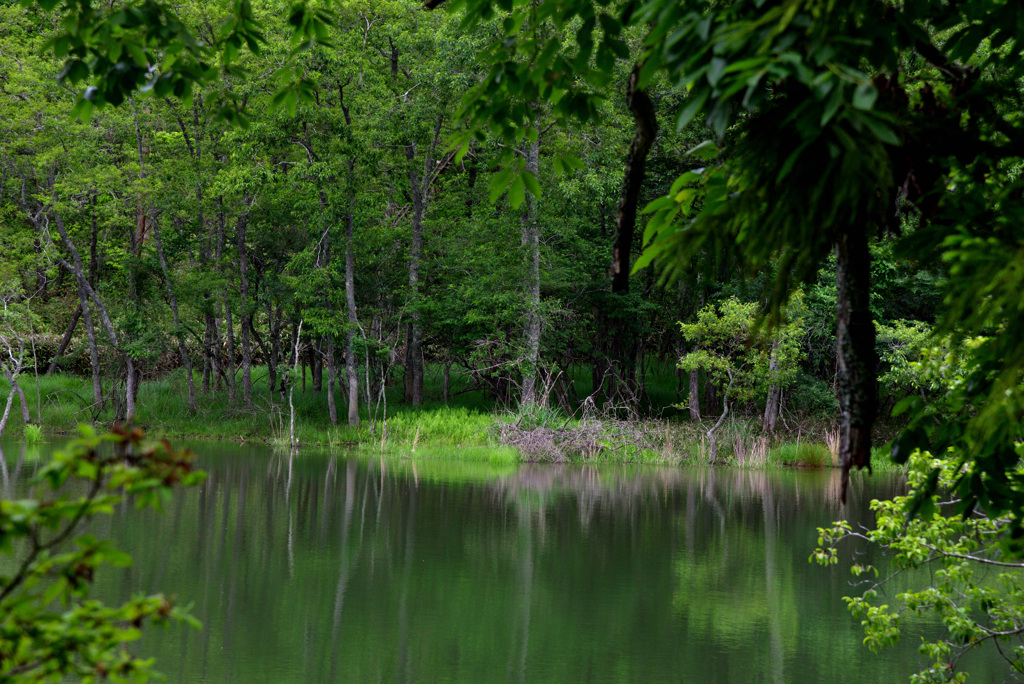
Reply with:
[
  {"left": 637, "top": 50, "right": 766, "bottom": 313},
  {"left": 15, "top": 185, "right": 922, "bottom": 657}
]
[
  {"left": 225, "top": 298, "right": 236, "bottom": 402},
  {"left": 236, "top": 205, "right": 253, "bottom": 407},
  {"left": 152, "top": 217, "right": 197, "bottom": 412},
  {"left": 312, "top": 339, "right": 323, "bottom": 392},
  {"left": 704, "top": 378, "right": 719, "bottom": 417},
  {"left": 0, "top": 389, "right": 15, "bottom": 439},
  {"left": 50, "top": 211, "right": 130, "bottom": 417},
  {"left": 202, "top": 311, "right": 215, "bottom": 393},
  {"left": 763, "top": 338, "right": 782, "bottom": 433},
  {"left": 46, "top": 303, "right": 80, "bottom": 376},
  {"left": 217, "top": 195, "right": 234, "bottom": 400},
  {"left": 836, "top": 226, "right": 877, "bottom": 502},
  {"left": 608, "top": 63, "right": 658, "bottom": 405},
  {"left": 403, "top": 116, "right": 443, "bottom": 406},
  {"left": 2, "top": 368, "right": 30, "bottom": 426},
  {"left": 689, "top": 368, "right": 700, "bottom": 421},
  {"left": 267, "top": 300, "right": 280, "bottom": 397},
  {"left": 519, "top": 135, "right": 542, "bottom": 408},
  {"left": 326, "top": 335, "right": 338, "bottom": 425},
  {"left": 611, "top": 63, "right": 658, "bottom": 296},
  {"left": 344, "top": 201, "right": 360, "bottom": 427},
  {"left": 406, "top": 141, "right": 425, "bottom": 406}
]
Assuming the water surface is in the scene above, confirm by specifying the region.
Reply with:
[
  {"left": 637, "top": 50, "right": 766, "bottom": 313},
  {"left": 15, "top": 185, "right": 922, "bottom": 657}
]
[{"left": 0, "top": 439, "right": 1008, "bottom": 682}]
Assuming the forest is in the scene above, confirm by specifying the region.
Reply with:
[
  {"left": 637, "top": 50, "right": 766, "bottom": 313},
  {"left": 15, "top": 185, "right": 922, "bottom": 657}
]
[
  {"left": 0, "top": 0, "right": 945, "bottom": 460},
  {"left": 2, "top": 0, "right": 1024, "bottom": 681}
]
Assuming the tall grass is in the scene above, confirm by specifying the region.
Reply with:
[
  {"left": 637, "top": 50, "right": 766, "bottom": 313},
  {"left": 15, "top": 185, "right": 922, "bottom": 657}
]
[
  {"left": 7, "top": 367, "right": 895, "bottom": 472},
  {"left": 769, "top": 442, "right": 831, "bottom": 468},
  {"left": 23, "top": 424, "right": 43, "bottom": 444}
]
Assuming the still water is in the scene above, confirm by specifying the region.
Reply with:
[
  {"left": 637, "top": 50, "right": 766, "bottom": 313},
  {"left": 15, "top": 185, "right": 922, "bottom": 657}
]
[{"left": 0, "top": 439, "right": 1008, "bottom": 682}]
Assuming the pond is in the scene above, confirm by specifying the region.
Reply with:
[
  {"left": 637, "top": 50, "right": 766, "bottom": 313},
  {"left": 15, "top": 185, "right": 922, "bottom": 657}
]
[{"left": 0, "top": 439, "right": 1008, "bottom": 682}]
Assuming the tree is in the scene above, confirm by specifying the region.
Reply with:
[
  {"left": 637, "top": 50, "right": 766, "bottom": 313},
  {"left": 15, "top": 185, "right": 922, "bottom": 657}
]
[
  {"left": 434, "top": 0, "right": 1024, "bottom": 528},
  {"left": 813, "top": 451, "right": 1024, "bottom": 683},
  {"left": 0, "top": 427, "right": 204, "bottom": 682},
  {"left": 678, "top": 296, "right": 803, "bottom": 462}
]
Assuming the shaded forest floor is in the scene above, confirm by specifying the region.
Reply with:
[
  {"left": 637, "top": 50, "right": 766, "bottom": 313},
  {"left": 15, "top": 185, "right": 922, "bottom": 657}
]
[{"left": 1, "top": 366, "right": 902, "bottom": 471}]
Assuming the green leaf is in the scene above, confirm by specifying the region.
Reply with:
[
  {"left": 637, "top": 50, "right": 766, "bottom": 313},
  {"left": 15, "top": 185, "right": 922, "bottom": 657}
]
[
  {"left": 852, "top": 82, "right": 878, "bottom": 111},
  {"left": 522, "top": 169, "right": 540, "bottom": 199},
  {"left": 859, "top": 113, "right": 900, "bottom": 146},
  {"left": 707, "top": 57, "right": 728, "bottom": 87},
  {"left": 508, "top": 174, "right": 526, "bottom": 209},
  {"left": 686, "top": 140, "right": 718, "bottom": 160},
  {"left": 676, "top": 88, "right": 709, "bottom": 131},
  {"left": 820, "top": 84, "right": 843, "bottom": 126}
]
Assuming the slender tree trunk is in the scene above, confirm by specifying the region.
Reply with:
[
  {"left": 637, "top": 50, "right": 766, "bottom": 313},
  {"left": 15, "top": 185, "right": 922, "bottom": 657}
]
[
  {"left": 403, "top": 116, "right": 443, "bottom": 406},
  {"left": 763, "top": 338, "right": 782, "bottom": 433},
  {"left": 344, "top": 175, "right": 360, "bottom": 426},
  {"left": 312, "top": 339, "right": 323, "bottom": 392},
  {"left": 707, "top": 376, "right": 734, "bottom": 465},
  {"left": 266, "top": 300, "right": 279, "bottom": 396},
  {"left": 290, "top": 321, "right": 303, "bottom": 450},
  {"left": 225, "top": 299, "right": 236, "bottom": 402},
  {"left": 0, "top": 388, "right": 15, "bottom": 439},
  {"left": 608, "top": 62, "right": 658, "bottom": 403},
  {"left": 326, "top": 335, "right": 338, "bottom": 425},
  {"left": 80, "top": 287, "right": 102, "bottom": 407},
  {"left": 344, "top": 254, "right": 359, "bottom": 426},
  {"left": 836, "top": 226, "right": 877, "bottom": 502},
  {"left": 520, "top": 135, "right": 541, "bottom": 408},
  {"left": 50, "top": 211, "right": 130, "bottom": 416},
  {"left": 46, "top": 304, "right": 80, "bottom": 376},
  {"left": 202, "top": 312, "right": 214, "bottom": 393},
  {"left": 689, "top": 368, "right": 701, "bottom": 421},
  {"left": 216, "top": 195, "right": 232, "bottom": 399},
  {"left": 236, "top": 204, "right": 253, "bottom": 407},
  {"left": 2, "top": 368, "right": 30, "bottom": 426},
  {"left": 405, "top": 141, "right": 425, "bottom": 406},
  {"left": 152, "top": 217, "right": 197, "bottom": 412}
]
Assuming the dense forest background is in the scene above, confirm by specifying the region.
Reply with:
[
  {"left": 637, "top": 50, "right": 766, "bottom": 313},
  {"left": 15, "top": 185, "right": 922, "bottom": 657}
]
[
  {"left": 5, "top": 1, "right": 1024, "bottom": 681},
  {"left": 0, "top": 0, "right": 939, "bottom": 443}
]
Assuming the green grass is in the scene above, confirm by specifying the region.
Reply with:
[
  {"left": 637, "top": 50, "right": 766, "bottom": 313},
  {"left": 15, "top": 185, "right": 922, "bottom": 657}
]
[
  {"left": 23, "top": 424, "right": 43, "bottom": 444},
  {"left": 1, "top": 366, "right": 896, "bottom": 473},
  {"left": 769, "top": 442, "right": 832, "bottom": 468}
]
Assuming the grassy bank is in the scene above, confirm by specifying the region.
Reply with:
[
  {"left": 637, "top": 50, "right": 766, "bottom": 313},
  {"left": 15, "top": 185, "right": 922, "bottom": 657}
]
[{"left": 0, "top": 368, "right": 901, "bottom": 471}]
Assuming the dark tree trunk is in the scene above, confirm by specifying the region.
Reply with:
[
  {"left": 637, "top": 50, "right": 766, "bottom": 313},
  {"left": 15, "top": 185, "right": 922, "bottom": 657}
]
[
  {"left": 344, "top": 202, "right": 360, "bottom": 426},
  {"left": 607, "top": 62, "right": 658, "bottom": 406},
  {"left": 519, "top": 134, "right": 541, "bottom": 408},
  {"left": 225, "top": 298, "right": 236, "bottom": 402},
  {"left": 51, "top": 211, "right": 130, "bottom": 418},
  {"left": 46, "top": 303, "right": 80, "bottom": 376},
  {"left": 236, "top": 204, "right": 253, "bottom": 407},
  {"left": 763, "top": 338, "right": 782, "bottom": 433},
  {"left": 326, "top": 335, "right": 338, "bottom": 425},
  {"left": 836, "top": 226, "right": 878, "bottom": 502},
  {"left": 266, "top": 299, "right": 280, "bottom": 398},
  {"left": 203, "top": 311, "right": 215, "bottom": 393},
  {"left": 406, "top": 141, "right": 425, "bottom": 406},
  {"left": 689, "top": 369, "right": 701, "bottom": 422},
  {"left": 610, "top": 63, "right": 658, "bottom": 296},
  {"left": 312, "top": 338, "right": 323, "bottom": 392}
]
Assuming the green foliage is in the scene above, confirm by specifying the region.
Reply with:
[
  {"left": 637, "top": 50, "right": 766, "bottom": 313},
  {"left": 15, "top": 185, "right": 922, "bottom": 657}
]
[
  {"left": 0, "top": 426, "right": 205, "bottom": 682},
  {"left": 381, "top": 406, "right": 496, "bottom": 448},
  {"left": 769, "top": 442, "right": 830, "bottom": 469},
  {"left": 813, "top": 451, "right": 1024, "bottom": 682},
  {"left": 22, "top": 425, "right": 43, "bottom": 444},
  {"left": 677, "top": 295, "right": 804, "bottom": 408}
]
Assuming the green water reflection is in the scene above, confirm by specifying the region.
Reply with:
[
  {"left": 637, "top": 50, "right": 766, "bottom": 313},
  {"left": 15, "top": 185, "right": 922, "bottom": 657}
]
[{"left": 0, "top": 440, "right": 1007, "bottom": 682}]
